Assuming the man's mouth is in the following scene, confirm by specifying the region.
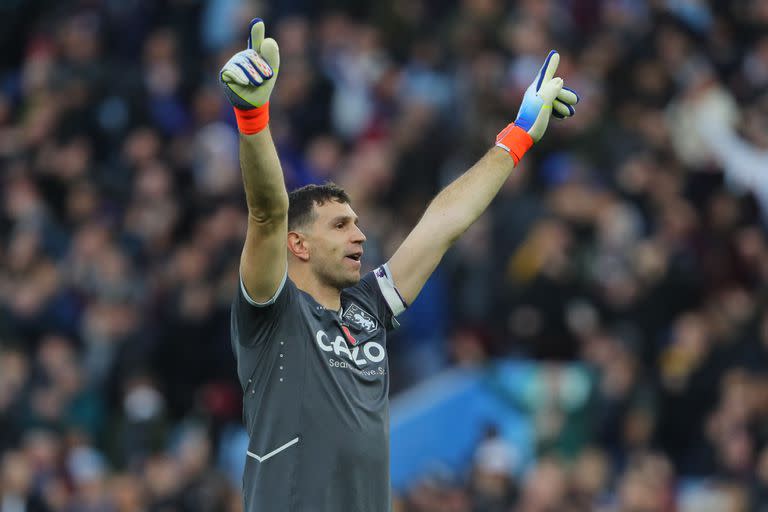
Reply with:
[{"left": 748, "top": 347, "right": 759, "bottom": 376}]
[{"left": 345, "top": 252, "right": 362, "bottom": 262}]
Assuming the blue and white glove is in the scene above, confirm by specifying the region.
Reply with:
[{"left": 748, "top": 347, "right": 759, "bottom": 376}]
[
  {"left": 553, "top": 84, "right": 580, "bottom": 120},
  {"left": 220, "top": 18, "right": 279, "bottom": 110},
  {"left": 219, "top": 18, "right": 280, "bottom": 135},
  {"left": 496, "top": 50, "right": 579, "bottom": 163}
]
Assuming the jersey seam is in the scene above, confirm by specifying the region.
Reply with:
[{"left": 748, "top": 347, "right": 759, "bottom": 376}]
[
  {"left": 289, "top": 325, "right": 310, "bottom": 512},
  {"left": 242, "top": 365, "right": 260, "bottom": 436}
]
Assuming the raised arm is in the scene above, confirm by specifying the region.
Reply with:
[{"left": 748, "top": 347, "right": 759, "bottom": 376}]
[
  {"left": 220, "top": 19, "right": 288, "bottom": 303},
  {"left": 387, "top": 51, "right": 579, "bottom": 304}
]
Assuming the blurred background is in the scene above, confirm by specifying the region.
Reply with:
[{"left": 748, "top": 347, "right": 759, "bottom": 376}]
[{"left": 1, "top": 0, "right": 768, "bottom": 510}]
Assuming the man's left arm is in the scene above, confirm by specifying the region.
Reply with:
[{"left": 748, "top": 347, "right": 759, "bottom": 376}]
[{"left": 387, "top": 50, "right": 578, "bottom": 304}]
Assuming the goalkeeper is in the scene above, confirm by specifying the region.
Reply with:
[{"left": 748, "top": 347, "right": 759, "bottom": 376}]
[{"left": 221, "top": 18, "right": 578, "bottom": 512}]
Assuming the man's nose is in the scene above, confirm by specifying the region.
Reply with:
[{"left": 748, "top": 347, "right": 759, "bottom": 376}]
[{"left": 352, "top": 225, "right": 366, "bottom": 243}]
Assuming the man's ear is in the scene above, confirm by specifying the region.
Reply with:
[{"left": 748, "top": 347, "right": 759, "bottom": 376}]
[{"left": 288, "top": 231, "right": 310, "bottom": 261}]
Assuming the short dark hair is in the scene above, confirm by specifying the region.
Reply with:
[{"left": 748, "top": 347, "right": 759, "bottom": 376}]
[{"left": 288, "top": 182, "right": 351, "bottom": 231}]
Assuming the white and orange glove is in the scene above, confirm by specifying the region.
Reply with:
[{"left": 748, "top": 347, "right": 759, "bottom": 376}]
[
  {"left": 496, "top": 51, "right": 579, "bottom": 164},
  {"left": 219, "top": 18, "right": 280, "bottom": 134}
]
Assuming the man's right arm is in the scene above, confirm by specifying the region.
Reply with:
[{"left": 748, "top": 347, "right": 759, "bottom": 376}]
[
  {"left": 220, "top": 19, "right": 287, "bottom": 303},
  {"left": 239, "top": 128, "right": 288, "bottom": 303}
]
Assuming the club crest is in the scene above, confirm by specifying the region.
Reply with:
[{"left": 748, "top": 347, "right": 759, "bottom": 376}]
[{"left": 343, "top": 304, "right": 377, "bottom": 333}]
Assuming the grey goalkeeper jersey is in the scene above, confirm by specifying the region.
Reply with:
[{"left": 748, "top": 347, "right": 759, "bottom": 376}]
[{"left": 230, "top": 264, "right": 407, "bottom": 512}]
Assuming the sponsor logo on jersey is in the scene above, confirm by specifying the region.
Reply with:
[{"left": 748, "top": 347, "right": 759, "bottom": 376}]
[
  {"left": 315, "top": 329, "right": 385, "bottom": 367},
  {"left": 343, "top": 304, "right": 377, "bottom": 333}
]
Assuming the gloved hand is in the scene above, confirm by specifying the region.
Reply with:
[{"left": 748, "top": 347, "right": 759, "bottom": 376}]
[
  {"left": 219, "top": 18, "right": 280, "bottom": 134},
  {"left": 553, "top": 85, "right": 579, "bottom": 119},
  {"left": 496, "top": 51, "right": 578, "bottom": 164}
]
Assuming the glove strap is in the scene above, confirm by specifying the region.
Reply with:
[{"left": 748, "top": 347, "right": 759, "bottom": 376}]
[
  {"left": 495, "top": 123, "right": 534, "bottom": 165},
  {"left": 234, "top": 103, "right": 270, "bottom": 135}
]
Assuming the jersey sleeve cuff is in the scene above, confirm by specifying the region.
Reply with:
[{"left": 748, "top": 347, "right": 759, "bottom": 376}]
[
  {"left": 374, "top": 263, "right": 408, "bottom": 317},
  {"left": 240, "top": 267, "right": 287, "bottom": 307}
]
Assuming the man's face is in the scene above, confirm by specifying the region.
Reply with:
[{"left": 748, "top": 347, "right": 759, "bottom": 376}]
[{"left": 303, "top": 200, "right": 366, "bottom": 290}]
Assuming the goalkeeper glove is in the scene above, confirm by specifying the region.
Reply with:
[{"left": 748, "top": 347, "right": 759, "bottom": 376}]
[
  {"left": 219, "top": 18, "right": 280, "bottom": 134},
  {"left": 553, "top": 85, "right": 579, "bottom": 119},
  {"left": 496, "top": 51, "right": 579, "bottom": 164}
]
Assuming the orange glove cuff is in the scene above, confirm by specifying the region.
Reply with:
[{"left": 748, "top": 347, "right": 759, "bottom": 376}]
[
  {"left": 495, "top": 123, "right": 534, "bottom": 165},
  {"left": 234, "top": 103, "right": 270, "bottom": 135}
]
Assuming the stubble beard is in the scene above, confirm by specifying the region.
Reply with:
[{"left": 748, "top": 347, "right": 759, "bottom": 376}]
[{"left": 314, "top": 259, "right": 359, "bottom": 291}]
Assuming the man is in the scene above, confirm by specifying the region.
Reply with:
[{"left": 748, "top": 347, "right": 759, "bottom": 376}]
[{"left": 220, "top": 18, "right": 578, "bottom": 512}]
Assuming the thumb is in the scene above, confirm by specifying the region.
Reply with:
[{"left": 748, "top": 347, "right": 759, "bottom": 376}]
[
  {"left": 538, "top": 77, "right": 563, "bottom": 104},
  {"left": 535, "top": 51, "right": 560, "bottom": 91},
  {"left": 248, "top": 18, "right": 265, "bottom": 51},
  {"left": 260, "top": 37, "right": 280, "bottom": 72}
]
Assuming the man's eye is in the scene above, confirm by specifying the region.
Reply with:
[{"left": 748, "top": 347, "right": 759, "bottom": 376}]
[{"left": 336, "top": 223, "right": 344, "bottom": 229}]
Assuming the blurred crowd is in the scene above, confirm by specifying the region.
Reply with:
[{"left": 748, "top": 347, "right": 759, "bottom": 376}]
[{"left": 1, "top": 0, "right": 768, "bottom": 510}]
